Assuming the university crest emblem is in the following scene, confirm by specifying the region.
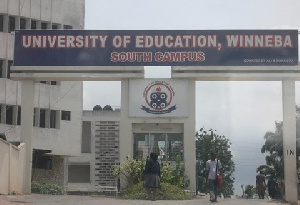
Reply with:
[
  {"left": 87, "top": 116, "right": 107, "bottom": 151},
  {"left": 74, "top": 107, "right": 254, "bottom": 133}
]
[{"left": 141, "top": 81, "right": 176, "bottom": 114}]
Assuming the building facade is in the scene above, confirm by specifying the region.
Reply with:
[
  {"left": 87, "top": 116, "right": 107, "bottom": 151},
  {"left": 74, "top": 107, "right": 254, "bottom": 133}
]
[
  {"left": 0, "top": 0, "right": 85, "bottom": 187},
  {"left": 67, "top": 110, "right": 120, "bottom": 192},
  {"left": 67, "top": 79, "right": 196, "bottom": 192}
]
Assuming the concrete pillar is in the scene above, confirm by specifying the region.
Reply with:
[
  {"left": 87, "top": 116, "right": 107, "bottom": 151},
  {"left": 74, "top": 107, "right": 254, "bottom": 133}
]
[
  {"left": 20, "top": 81, "right": 35, "bottom": 194},
  {"left": 120, "top": 79, "right": 132, "bottom": 160},
  {"left": 184, "top": 80, "right": 196, "bottom": 191},
  {"left": 119, "top": 79, "right": 132, "bottom": 188},
  {"left": 282, "top": 79, "right": 298, "bottom": 204}
]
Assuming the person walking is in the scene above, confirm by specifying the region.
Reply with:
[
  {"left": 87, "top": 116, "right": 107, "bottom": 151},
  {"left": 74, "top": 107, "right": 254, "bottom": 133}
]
[
  {"left": 143, "top": 152, "right": 161, "bottom": 201},
  {"left": 256, "top": 171, "right": 266, "bottom": 199},
  {"left": 206, "top": 152, "right": 222, "bottom": 202}
]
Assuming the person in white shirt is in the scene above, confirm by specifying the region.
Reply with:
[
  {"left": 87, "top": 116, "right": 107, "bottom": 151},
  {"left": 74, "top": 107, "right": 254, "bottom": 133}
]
[{"left": 206, "top": 152, "right": 222, "bottom": 202}]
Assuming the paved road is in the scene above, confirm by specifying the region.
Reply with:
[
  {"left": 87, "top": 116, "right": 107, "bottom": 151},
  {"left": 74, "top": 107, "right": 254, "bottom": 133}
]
[{"left": 0, "top": 194, "right": 291, "bottom": 205}]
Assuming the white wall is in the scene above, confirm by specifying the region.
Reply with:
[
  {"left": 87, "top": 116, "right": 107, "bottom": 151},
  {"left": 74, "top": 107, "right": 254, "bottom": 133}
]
[{"left": 0, "top": 139, "right": 25, "bottom": 195}]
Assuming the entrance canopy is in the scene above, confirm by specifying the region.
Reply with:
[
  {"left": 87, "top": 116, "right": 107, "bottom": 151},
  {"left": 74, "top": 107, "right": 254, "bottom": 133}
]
[{"left": 11, "top": 29, "right": 298, "bottom": 80}]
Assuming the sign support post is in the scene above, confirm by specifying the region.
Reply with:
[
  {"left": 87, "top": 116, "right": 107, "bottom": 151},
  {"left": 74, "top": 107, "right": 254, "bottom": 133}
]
[
  {"left": 282, "top": 79, "right": 297, "bottom": 204},
  {"left": 20, "top": 81, "right": 35, "bottom": 194}
]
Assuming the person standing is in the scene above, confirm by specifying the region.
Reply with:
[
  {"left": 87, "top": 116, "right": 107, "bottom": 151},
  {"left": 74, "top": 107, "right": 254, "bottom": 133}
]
[
  {"left": 144, "top": 152, "right": 161, "bottom": 201},
  {"left": 256, "top": 171, "right": 266, "bottom": 199},
  {"left": 206, "top": 152, "right": 222, "bottom": 202}
]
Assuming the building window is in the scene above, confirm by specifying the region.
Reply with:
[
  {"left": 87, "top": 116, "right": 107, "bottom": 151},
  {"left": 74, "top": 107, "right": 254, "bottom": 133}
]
[
  {"left": 7, "top": 60, "right": 13, "bottom": 79},
  {"left": 8, "top": 16, "right": 15, "bottom": 33},
  {"left": 20, "top": 18, "right": 27, "bottom": 29},
  {"left": 32, "top": 154, "right": 52, "bottom": 170},
  {"left": 39, "top": 109, "right": 46, "bottom": 128},
  {"left": 63, "top": 25, "right": 73, "bottom": 30},
  {"left": 17, "top": 106, "right": 21, "bottom": 125},
  {"left": 68, "top": 165, "right": 90, "bottom": 183},
  {"left": 0, "top": 15, "right": 4, "bottom": 32},
  {"left": 51, "top": 81, "right": 60, "bottom": 85},
  {"left": 52, "top": 24, "right": 59, "bottom": 30},
  {"left": 50, "top": 110, "right": 58, "bottom": 129},
  {"left": 31, "top": 20, "right": 37, "bottom": 30},
  {"left": 41, "top": 22, "right": 48, "bottom": 30},
  {"left": 0, "top": 59, "right": 3, "bottom": 78},
  {"left": 82, "top": 121, "right": 91, "bottom": 153},
  {"left": 33, "top": 108, "right": 38, "bottom": 127},
  {"left": 6, "top": 105, "right": 13, "bottom": 125},
  {"left": 61, "top": 110, "right": 71, "bottom": 121}
]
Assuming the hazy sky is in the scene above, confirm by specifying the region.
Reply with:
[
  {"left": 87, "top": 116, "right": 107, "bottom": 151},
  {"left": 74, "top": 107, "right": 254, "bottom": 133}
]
[{"left": 84, "top": 0, "right": 300, "bottom": 195}]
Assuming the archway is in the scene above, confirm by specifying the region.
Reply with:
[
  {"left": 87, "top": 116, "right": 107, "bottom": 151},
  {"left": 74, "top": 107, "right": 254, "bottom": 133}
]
[{"left": 11, "top": 29, "right": 299, "bottom": 204}]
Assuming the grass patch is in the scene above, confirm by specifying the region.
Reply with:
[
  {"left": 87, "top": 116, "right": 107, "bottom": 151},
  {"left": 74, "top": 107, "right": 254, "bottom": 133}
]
[{"left": 31, "top": 181, "right": 65, "bottom": 195}]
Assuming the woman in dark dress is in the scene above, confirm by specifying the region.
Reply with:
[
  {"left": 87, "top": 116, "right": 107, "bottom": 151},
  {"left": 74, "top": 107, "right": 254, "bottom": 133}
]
[{"left": 144, "top": 152, "right": 161, "bottom": 201}]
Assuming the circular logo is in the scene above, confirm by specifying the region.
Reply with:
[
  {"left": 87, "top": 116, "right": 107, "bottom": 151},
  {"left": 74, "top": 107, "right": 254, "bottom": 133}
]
[{"left": 141, "top": 81, "right": 176, "bottom": 114}]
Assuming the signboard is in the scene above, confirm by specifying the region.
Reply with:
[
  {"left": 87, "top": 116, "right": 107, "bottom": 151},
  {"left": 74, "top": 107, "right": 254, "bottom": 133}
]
[
  {"left": 129, "top": 79, "right": 189, "bottom": 118},
  {"left": 14, "top": 30, "right": 298, "bottom": 66}
]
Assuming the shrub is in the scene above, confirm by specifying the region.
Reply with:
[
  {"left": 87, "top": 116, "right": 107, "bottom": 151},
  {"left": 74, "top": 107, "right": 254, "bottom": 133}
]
[
  {"left": 113, "top": 155, "right": 190, "bottom": 189},
  {"left": 161, "top": 155, "right": 190, "bottom": 188},
  {"left": 113, "top": 157, "right": 146, "bottom": 188},
  {"left": 122, "top": 182, "right": 192, "bottom": 200},
  {"left": 31, "top": 181, "right": 65, "bottom": 195}
]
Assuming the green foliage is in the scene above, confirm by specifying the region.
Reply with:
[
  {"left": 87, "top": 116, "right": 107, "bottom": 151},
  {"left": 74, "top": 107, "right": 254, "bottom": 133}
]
[
  {"left": 113, "top": 156, "right": 190, "bottom": 189},
  {"left": 31, "top": 181, "right": 65, "bottom": 195},
  {"left": 161, "top": 155, "right": 190, "bottom": 188},
  {"left": 257, "top": 105, "right": 300, "bottom": 199},
  {"left": 113, "top": 157, "right": 146, "bottom": 187},
  {"left": 196, "top": 128, "right": 235, "bottom": 197},
  {"left": 122, "top": 182, "right": 193, "bottom": 200},
  {"left": 258, "top": 120, "right": 286, "bottom": 182},
  {"left": 243, "top": 184, "right": 255, "bottom": 198}
]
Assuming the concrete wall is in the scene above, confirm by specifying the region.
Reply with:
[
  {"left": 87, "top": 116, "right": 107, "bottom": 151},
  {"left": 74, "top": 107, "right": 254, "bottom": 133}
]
[{"left": 0, "top": 138, "right": 25, "bottom": 195}]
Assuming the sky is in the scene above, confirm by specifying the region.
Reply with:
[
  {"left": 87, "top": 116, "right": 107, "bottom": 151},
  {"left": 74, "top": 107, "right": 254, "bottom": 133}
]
[{"left": 84, "top": 0, "right": 300, "bottom": 195}]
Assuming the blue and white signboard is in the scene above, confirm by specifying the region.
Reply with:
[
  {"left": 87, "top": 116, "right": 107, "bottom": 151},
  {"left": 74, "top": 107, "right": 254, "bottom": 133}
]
[
  {"left": 14, "top": 30, "right": 298, "bottom": 66},
  {"left": 129, "top": 79, "right": 189, "bottom": 118}
]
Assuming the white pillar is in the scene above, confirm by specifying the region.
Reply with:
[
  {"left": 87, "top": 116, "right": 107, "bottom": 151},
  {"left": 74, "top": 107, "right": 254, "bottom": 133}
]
[
  {"left": 20, "top": 81, "right": 35, "bottom": 194},
  {"left": 119, "top": 79, "right": 132, "bottom": 188},
  {"left": 184, "top": 80, "right": 196, "bottom": 191},
  {"left": 282, "top": 79, "right": 298, "bottom": 204}
]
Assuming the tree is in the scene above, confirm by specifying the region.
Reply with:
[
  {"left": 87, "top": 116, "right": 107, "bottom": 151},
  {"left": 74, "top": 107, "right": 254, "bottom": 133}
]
[
  {"left": 244, "top": 184, "right": 255, "bottom": 199},
  {"left": 259, "top": 105, "right": 300, "bottom": 177},
  {"left": 196, "top": 128, "right": 235, "bottom": 197},
  {"left": 103, "top": 105, "right": 113, "bottom": 111},
  {"left": 93, "top": 105, "right": 102, "bottom": 111},
  {"left": 257, "top": 105, "right": 300, "bottom": 198},
  {"left": 258, "top": 121, "right": 284, "bottom": 180}
]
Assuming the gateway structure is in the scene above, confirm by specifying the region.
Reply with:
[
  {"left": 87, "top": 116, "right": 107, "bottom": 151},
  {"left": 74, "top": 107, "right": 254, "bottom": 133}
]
[{"left": 11, "top": 29, "right": 299, "bottom": 204}]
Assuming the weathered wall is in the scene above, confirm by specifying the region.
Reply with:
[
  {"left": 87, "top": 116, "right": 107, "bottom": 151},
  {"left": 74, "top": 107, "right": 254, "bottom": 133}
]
[{"left": 32, "top": 155, "right": 64, "bottom": 186}]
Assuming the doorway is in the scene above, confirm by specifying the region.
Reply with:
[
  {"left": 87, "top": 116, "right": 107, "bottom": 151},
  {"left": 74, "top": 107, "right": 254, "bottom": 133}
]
[{"left": 133, "top": 132, "right": 183, "bottom": 162}]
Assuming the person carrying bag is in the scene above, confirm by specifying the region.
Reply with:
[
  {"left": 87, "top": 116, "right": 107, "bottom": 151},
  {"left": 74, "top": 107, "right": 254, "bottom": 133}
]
[{"left": 206, "top": 152, "right": 222, "bottom": 202}]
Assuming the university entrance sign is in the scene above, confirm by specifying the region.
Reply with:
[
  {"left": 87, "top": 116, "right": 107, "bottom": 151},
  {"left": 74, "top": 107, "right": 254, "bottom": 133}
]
[
  {"left": 14, "top": 30, "right": 298, "bottom": 67},
  {"left": 11, "top": 29, "right": 300, "bottom": 204}
]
